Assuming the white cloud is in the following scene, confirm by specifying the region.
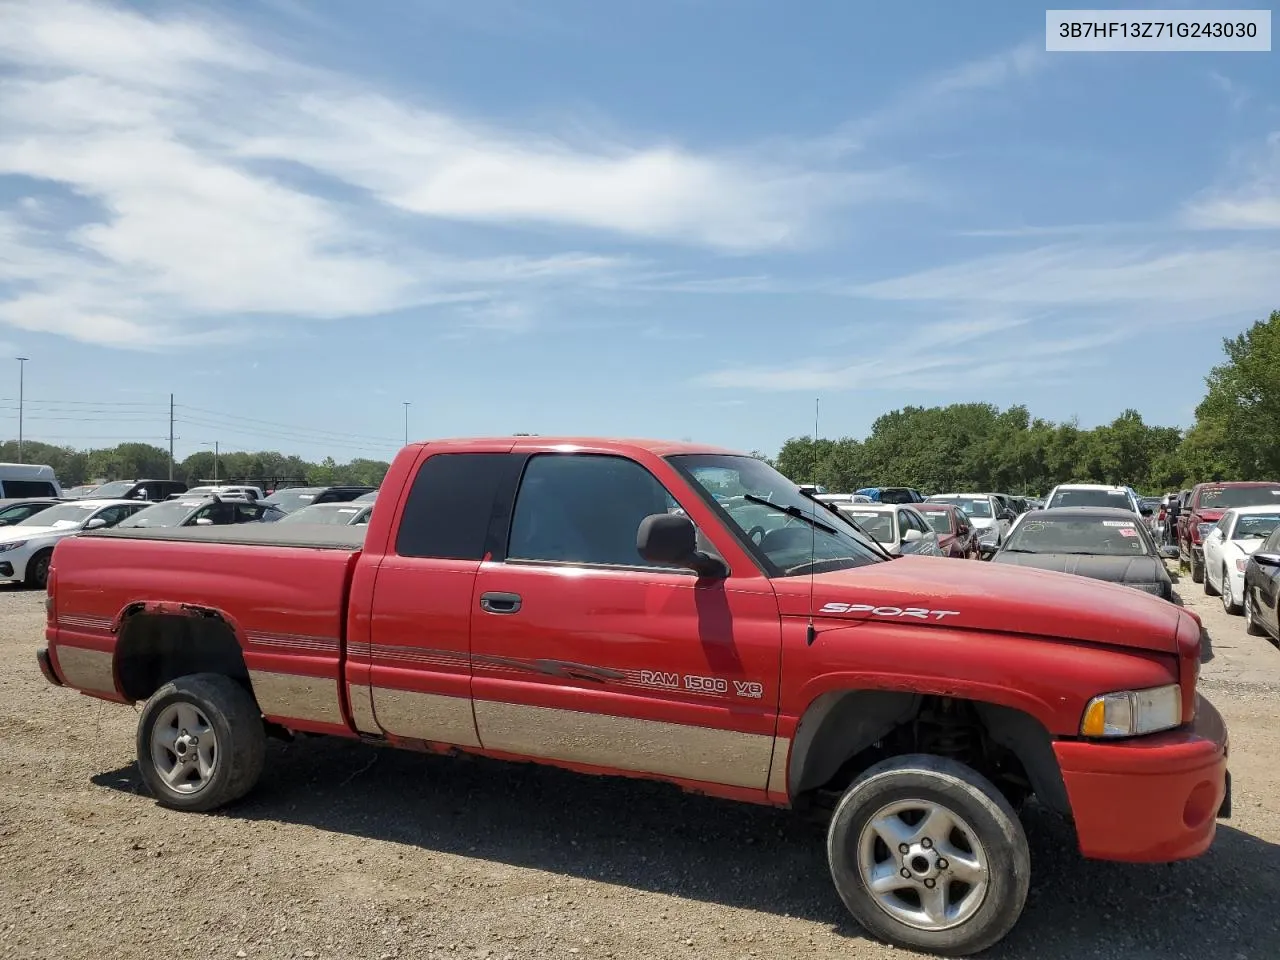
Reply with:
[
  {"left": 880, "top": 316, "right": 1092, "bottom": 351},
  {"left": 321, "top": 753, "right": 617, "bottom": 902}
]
[
  {"left": 1182, "top": 133, "right": 1280, "bottom": 230},
  {"left": 0, "top": 0, "right": 895, "bottom": 348}
]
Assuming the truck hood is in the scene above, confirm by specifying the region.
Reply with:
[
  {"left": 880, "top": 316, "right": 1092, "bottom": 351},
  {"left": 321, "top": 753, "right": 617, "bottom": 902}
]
[
  {"left": 1191, "top": 509, "right": 1224, "bottom": 523},
  {"left": 772, "top": 556, "right": 1182, "bottom": 654}
]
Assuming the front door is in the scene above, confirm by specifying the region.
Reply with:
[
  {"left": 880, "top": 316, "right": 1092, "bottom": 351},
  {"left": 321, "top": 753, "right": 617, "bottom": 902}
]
[{"left": 470, "top": 451, "right": 782, "bottom": 793}]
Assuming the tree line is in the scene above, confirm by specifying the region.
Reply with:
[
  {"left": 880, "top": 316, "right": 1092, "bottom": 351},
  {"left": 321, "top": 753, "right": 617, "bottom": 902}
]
[
  {"left": 771, "top": 309, "right": 1280, "bottom": 497},
  {"left": 0, "top": 441, "right": 390, "bottom": 490},
  {"left": 5, "top": 309, "right": 1277, "bottom": 497}
]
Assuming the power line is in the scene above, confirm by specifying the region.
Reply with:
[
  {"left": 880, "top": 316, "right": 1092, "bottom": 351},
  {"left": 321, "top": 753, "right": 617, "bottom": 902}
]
[
  {"left": 176, "top": 417, "right": 396, "bottom": 454},
  {"left": 176, "top": 403, "right": 401, "bottom": 444}
]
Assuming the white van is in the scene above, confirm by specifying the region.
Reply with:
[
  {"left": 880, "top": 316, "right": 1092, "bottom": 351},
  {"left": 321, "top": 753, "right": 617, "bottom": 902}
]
[{"left": 0, "top": 463, "right": 63, "bottom": 499}]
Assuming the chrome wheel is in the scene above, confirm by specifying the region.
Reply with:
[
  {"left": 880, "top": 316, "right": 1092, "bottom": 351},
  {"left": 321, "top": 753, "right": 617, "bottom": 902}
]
[
  {"left": 149, "top": 702, "right": 217, "bottom": 795},
  {"left": 856, "top": 798, "right": 990, "bottom": 932}
]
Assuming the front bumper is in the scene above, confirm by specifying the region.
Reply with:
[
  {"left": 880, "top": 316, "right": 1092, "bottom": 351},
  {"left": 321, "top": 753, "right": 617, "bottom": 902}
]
[{"left": 1053, "top": 694, "right": 1228, "bottom": 862}]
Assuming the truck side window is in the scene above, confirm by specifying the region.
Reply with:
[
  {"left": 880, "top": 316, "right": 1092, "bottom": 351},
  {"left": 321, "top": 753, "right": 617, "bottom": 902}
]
[
  {"left": 507, "top": 454, "right": 684, "bottom": 569},
  {"left": 396, "top": 453, "right": 521, "bottom": 560}
]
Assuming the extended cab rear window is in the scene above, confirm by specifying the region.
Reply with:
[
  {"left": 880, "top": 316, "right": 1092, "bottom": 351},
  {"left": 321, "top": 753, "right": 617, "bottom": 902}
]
[{"left": 396, "top": 452, "right": 522, "bottom": 560}]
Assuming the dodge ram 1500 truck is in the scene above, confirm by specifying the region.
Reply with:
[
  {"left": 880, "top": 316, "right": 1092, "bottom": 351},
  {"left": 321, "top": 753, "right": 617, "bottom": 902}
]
[{"left": 38, "top": 437, "right": 1229, "bottom": 956}]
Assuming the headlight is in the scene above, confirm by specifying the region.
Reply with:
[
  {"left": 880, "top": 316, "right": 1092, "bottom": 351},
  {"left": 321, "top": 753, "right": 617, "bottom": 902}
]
[
  {"left": 0, "top": 540, "right": 28, "bottom": 553},
  {"left": 1196, "top": 523, "right": 1214, "bottom": 538},
  {"left": 1081, "top": 684, "right": 1181, "bottom": 738}
]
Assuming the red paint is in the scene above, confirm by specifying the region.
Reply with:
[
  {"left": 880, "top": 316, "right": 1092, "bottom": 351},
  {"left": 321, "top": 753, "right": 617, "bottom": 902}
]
[{"left": 42, "top": 436, "right": 1228, "bottom": 868}]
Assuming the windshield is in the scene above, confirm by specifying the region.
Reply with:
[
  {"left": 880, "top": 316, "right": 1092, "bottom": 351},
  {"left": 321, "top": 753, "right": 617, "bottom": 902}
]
[
  {"left": 1199, "top": 486, "right": 1280, "bottom": 509},
  {"left": 17, "top": 502, "right": 99, "bottom": 528},
  {"left": 118, "top": 501, "right": 200, "bottom": 528},
  {"left": 930, "top": 496, "right": 992, "bottom": 518},
  {"left": 86, "top": 481, "right": 134, "bottom": 498},
  {"left": 877, "top": 489, "right": 916, "bottom": 504},
  {"left": 1003, "top": 516, "right": 1150, "bottom": 556},
  {"left": 265, "top": 488, "right": 320, "bottom": 512},
  {"left": 918, "top": 510, "right": 953, "bottom": 535},
  {"left": 279, "top": 504, "right": 364, "bottom": 525},
  {"left": 836, "top": 510, "right": 896, "bottom": 544},
  {"left": 1233, "top": 513, "right": 1280, "bottom": 540},
  {"left": 1048, "top": 488, "right": 1133, "bottom": 510},
  {"left": 668, "top": 454, "right": 884, "bottom": 576}
]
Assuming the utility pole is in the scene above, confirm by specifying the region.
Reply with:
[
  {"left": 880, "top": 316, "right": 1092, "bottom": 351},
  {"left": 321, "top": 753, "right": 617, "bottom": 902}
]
[
  {"left": 213, "top": 441, "right": 219, "bottom": 483},
  {"left": 168, "top": 393, "right": 175, "bottom": 480},
  {"left": 16, "top": 357, "right": 28, "bottom": 463},
  {"left": 403, "top": 401, "right": 410, "bottom": 446}
]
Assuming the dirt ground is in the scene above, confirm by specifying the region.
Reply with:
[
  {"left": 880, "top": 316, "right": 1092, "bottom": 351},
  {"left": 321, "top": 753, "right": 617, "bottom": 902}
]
[{"left": 1, "top": 570, "right": 1277, "bottom": 960}]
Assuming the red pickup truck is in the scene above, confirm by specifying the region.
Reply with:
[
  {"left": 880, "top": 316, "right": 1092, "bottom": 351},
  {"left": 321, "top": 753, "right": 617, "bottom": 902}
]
[
  {"left": 38, "top": 437, "right": 1229, "bottom": 956},
  {"left": 1178, "top": 480, "right": 1280, "bottom": 582}
]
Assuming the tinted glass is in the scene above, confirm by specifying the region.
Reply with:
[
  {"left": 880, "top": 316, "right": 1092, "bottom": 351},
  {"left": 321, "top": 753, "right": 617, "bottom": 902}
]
[
  {"left": 3, "top": 480, "right": 58, "bottom": 498},
  {"left": 1003, "top": 516, "right": 1150, "bottom": 556},
  {"left": 264, "top": 488, "right": 320, "bottom": 512},
  {"left": 672, "top": 454, "right": 883, "bottom": 576},
  {"left": 508, "top": 454, "right": 679, "bottom": 568},
  {"left": 878, "top": 488, "right": 917, "bottom": 504},
  {"left": 18, "top": 502, "right": 99, "bottom": 527},
  {"left": 0, "top": 502, "right": 52, "bottom": 524},
  {"left": 397, "top": 453, "right": 519, "bottom": 560},
  {"left": 1198, "top": 485, "right": 1280, "bottom": 509},
  {"left": 919, "top": 510, "right": 953, "bottom": 535},
  {"left": 1234, "top": 513, "right": 1280, "bottom": 540},
  {"left": 235, "top": 503, "right": 264, "bottom": 522},
  {"left": 119, "top": 500, "right": 202, "bottom": 528},
  {"left": 1048, "top": 489, "right": 1133, "bottom": 510}
]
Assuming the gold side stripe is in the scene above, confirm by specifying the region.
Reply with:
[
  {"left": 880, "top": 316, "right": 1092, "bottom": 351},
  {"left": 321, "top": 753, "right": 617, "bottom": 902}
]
[
  {"left": 247, "top": 671, "right": 344, "bottom": 725},
  {"left": 372, "top": 687, "right": 481, "bottom": 746},
  {"left": 55, "top": 646, "right": 115, "bottom": 694},
  {"left": 473, "top": 699, "right": 776, "bottom": 790}
]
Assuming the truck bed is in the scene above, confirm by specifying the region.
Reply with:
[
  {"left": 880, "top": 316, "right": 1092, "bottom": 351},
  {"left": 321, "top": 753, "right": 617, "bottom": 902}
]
[{"left": 84, "top": 523, "right": 366, "bottom": 550}]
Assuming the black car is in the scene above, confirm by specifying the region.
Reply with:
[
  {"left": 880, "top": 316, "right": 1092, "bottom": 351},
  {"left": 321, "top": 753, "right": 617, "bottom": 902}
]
[
  {"left": 989, "top": 506, "right": 1174, "bottom": 600},
  {"left": 116, "top": 496, "right": 285, "bottom": 529},
  {"left": 1243, "top": 525, "right": 1280, "bottom": 641},
  {"left": 0, "top": 497, "right": 63, "bottom": 526},
  {"left": 79, "top": 479, "right": 188, "bottom": 502},
  {"left": 262, "top": 485, "right": 377, "bottom": 513}
]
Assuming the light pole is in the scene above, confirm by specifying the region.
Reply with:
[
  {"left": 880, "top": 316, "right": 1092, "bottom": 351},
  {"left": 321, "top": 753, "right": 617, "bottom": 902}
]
[
  {"left": 199, "top": 441, "right": 220, "bottom": 483},
  {"left": 403, "top": 402, "right": 410, "bottom": 447},
  {"left": 16, "top": 357, "right": 28, "bottom": 463}
]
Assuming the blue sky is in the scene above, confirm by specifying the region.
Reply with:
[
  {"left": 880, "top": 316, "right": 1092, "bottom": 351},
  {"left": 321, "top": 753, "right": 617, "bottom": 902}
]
[{"left": 0, "top": 0, "right": 1277, "bottom": 463}]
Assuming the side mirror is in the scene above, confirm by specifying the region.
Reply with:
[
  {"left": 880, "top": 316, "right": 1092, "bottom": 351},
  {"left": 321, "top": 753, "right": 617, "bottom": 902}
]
[
  {"left": 902, "top": 529, "right": 923, "bottom": 543},
  {"left": 1160, "top": 546, "right": 1180, "bottom": 560},
  {"left": 1254, "top": 553, "right": 1280, "bottom": 568},
  {"left": 979, "top": 542, "right": 998, "bottom": 560},
  {"left": 637, "top": 514, "right": 727, "bottom": 578},
  {"left": 194, "top": 517, "right": 214, "bottom": 526},
  {"left": 84, "top": 517, "right": 108, "bottom": 530}
]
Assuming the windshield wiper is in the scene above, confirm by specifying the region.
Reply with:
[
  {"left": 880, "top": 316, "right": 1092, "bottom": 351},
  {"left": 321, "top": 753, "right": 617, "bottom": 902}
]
[{"left": 743, "top": 494, "right": 837, "bottom": 535}]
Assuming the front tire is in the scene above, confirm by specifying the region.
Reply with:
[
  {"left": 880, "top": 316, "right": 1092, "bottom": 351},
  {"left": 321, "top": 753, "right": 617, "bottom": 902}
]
[
  {"left": 136, "top": 673, "right": 266, "bottom": 812},
  {"left": 1245, "top": 592, "right": 1265, "bottom": 636},
  {"left": 826, "top": 754, "right": 1030, "bottom": 956},
  {"left": 1203, "top": 564, "right": 1218, "bottom": 596},
  {"left": 24, "top": 549, "right": 52, "bottom": 590},
  {"left": 1221, "top": 566, "right": 1241, "bottom": 615}
]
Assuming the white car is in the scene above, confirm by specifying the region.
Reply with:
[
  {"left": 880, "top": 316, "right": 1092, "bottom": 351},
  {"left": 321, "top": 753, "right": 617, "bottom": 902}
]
[
  {"left": 1044, "top": 483, "right": 1143, "bottom": 516},
  {"left": 833, "top": 503, "right": 944, "bottom": 557},
  {"left": 0, "top": 498, "right": 149, "bottom": 588},
  {"left": 1202, "top": 506, "right": 1280, "bottom": 615},
  {"left": 924, "top": 493, "right": 1013, "bottom": 549}
]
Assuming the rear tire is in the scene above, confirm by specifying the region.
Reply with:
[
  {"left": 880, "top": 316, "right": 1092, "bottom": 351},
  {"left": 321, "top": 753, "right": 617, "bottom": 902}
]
[
  {"left": 136, "top": 673, "right": 266, "bottom": 812},
  {"left": 1190, "top": 554, "right": 1204, "bottom": 584},
  {"left": 826, "top": 754, "right": 1030, "bottom": 956},
  {"left": 24, "top": 549, "right": 52, "bottom": 590}
]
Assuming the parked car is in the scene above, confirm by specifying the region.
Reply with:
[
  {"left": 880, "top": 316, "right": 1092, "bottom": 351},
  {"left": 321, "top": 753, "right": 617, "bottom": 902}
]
[
  {"left": 118, "top": 496, "right": 285, "bottom": 529},
  {"left": 38, "top": 435, "right": 1231, "bottom": 955},
  {"left": 0, "top": 497, "right": 63, "bottom": 526},
  {"left": 0, "top": 498, "right": 147, "bottom": 587},
  {"left": 355, "top": 490, "right": 378, "bottom": 502},
  {"left": 1044, "top": 483, "right": 1143, "bottom": 515},
  {"left": 1201, "top": 506, "right": 1280, "bottom": 615},
  {"left": 277, "top": 501, "right": 373, "bottom": 526},
  {"left": 80, "top": 479, "right": 188, "bottom": 502},
  {"left": 914, "top": 502, "right": 981, "bottom": 558},
  {"left": 924, "top": 493, "right": 1015, "bottom": 549},
  {"left": 182, "top": 484, "right": 265, "bottom": 501},
  {"left": 854, "top": 486, "right": 926, "bottom": 504},
  {"left": 813, "top": 493, "right": 873, "bottom": 506},
  {"left": 0, "top": 462, "right": 62, "bottom": 498},
  {"left": 832, "top": 503, "right": 944, "bottom": 556},
  {"left": 1177, "top": 481, "right": 1280, "bottom": 583},
  {"left": 1243, "top": 524, "right": 1280, "bottom": 641},
  {"left": 263, "top": 485, "right": 377, "bottom": 513},
  {"left": 61, "top": 484, "right": 99, "bottom": 499},
  {"left": 990, "top": 507, "right": 1174, "bottom": 600}
]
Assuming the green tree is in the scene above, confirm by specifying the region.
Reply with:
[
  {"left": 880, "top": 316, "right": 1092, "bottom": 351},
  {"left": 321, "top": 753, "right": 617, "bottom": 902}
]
[{"left": 1193, "top": 309, "right": 1280, "bottom": 479}]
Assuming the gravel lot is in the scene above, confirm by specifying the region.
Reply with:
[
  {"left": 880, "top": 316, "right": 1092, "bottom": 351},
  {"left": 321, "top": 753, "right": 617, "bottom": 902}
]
[{"left": 2, "top": 569, "right": 1278, "bottom": 960}]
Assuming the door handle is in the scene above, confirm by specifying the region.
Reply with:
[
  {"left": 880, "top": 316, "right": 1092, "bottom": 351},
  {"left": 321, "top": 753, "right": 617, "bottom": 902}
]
[{"left": 480, "top": 591, "right": 522, "bottom": 614}]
